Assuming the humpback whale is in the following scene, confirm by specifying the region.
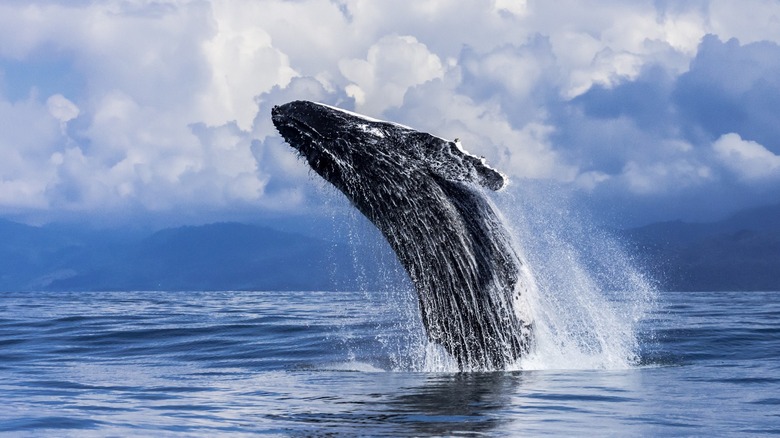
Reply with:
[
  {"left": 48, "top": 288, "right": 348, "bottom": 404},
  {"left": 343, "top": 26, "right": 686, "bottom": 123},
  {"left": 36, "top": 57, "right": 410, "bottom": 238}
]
[{"left": 272, "top": 100, "right": 532, "bottom": 370}]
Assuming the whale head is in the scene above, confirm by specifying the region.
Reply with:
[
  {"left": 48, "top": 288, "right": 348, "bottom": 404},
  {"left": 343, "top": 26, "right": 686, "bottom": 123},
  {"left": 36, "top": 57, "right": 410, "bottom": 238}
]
[{"left": 271, "top": 100, "right": 507, "bottom": 194}]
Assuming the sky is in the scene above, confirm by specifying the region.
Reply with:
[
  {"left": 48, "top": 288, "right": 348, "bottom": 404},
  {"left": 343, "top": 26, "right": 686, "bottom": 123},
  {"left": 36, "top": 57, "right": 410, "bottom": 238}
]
[{"left": 0, "top": 0, "right": 779, "bottom": 229}]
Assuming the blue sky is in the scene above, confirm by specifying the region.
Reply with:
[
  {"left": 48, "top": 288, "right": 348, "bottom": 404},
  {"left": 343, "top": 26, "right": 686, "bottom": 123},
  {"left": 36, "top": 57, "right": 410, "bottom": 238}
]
[{"left": 0, "top": 0, "right": 778, "bottom": 228}]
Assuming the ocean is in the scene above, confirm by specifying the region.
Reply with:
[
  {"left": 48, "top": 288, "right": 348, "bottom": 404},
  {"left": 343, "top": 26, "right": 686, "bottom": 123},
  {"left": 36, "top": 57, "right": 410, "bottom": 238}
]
[{"left": 1, "top": 289, "right": 778, "bottom": 436}]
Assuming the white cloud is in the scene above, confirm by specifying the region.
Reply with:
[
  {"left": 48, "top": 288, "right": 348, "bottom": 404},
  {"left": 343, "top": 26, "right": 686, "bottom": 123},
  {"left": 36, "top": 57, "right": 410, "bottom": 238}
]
[
  {"left": 494, "top": 0, "right": 528, "bottom": 17},
  {"left": 575, "top": 171, "right": 611, "bottom": 192},
  {"left": 620, "top": 160, "right": 713, "bottom": 195},
  {"left": 661, "top": 12, "right": 708, "bottom": 54},
  {"left": 46, "top": 94, "right": 79, "bottom": 124},
  {"left": 200, "top": 1, "right": 298, "bottom": 128},
  {"left": 713, "top": 133, "right": 780, "bottom": 181},
  {"left": 708, "top": 0, "right": 780, "bottom": 44},
  {"left": 339, "top": 35, "right": 444, "bottom": 115},
  {"left": 0, "top": 97, "right": 61, "bottom": 209},
  {"left": 0, "top": 0, "right": 779, "bottom": 225},
  {"left": 523, "top": 1, "right": 707, "bottom": 97},
  {"left": 462, "top": 44, "right": 546, "bottom": 99}
]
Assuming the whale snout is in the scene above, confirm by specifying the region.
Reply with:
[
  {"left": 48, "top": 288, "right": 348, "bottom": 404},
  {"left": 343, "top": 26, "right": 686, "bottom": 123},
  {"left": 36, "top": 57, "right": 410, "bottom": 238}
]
[
  {"left": 271, "top": 102, "right": 298, "bottom": 124},
  {"left": 271, "top": 101, "right": 329, "bottom": 137}
]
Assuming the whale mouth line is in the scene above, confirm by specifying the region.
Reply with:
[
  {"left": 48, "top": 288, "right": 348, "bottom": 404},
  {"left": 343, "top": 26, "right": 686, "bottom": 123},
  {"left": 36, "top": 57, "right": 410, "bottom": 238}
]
[
  {"left": 271, "top": 111, "right": 327, "bottom": 162},
  {"left": 272, "top": 108, "right": 321, "bottom": 138}
]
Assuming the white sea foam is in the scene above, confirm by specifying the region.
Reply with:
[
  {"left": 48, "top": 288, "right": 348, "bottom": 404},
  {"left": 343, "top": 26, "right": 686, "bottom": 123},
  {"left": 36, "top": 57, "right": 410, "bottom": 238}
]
[
  {"left": 324, "top": 361, "right": 386, "bottom": 373},
  {"left": 495, "top": 185, "right": 657, "bottom": 371}
]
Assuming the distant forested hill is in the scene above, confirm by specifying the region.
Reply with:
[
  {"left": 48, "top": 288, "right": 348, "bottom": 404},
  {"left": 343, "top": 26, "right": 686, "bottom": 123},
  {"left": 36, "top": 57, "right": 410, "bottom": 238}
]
[
  {"left": 624, "top": 203, "right": 780, "bottom": 291},
  {"left": 1, "top": 202, "right": 778, "bottom": 292},
  {"left": 0, "top": 221, "right": 403, "bottom": 292}
]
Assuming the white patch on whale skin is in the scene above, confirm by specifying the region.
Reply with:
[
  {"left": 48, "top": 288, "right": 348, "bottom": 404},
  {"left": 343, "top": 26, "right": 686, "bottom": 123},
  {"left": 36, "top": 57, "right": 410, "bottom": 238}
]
[
  {"left": 357, "top": 123, "right": 385, "bottom": 138},
  {"left": 313, "top": 102, "right": 414, "bottom": 130}
]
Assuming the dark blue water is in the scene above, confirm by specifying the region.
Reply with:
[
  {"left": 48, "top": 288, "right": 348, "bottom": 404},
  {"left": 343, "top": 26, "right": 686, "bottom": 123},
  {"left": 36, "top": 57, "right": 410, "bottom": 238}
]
[{"left": 1, "top": 290, "right": 779, "bottom": 436}]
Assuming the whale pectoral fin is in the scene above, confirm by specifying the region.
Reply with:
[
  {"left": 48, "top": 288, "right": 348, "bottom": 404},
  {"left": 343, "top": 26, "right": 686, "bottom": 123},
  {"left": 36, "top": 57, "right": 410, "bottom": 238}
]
[
  {"left": 466, "top": 154, "right": 507, "bottom": 191},
  {"left": 425, "top": 138, "right": 508, "bottom": 191}
]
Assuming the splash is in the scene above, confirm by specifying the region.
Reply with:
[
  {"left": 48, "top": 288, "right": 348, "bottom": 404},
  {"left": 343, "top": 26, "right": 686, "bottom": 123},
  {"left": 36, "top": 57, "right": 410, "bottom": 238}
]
[{"left": 494, "top": 184, "right": 658, "bottom": 371}]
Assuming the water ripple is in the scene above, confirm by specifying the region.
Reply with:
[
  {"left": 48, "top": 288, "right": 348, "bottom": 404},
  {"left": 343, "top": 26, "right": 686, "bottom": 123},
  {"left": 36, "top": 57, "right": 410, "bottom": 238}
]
[{"left": 0, "top": 290, "right": 778, "bottom": 435}]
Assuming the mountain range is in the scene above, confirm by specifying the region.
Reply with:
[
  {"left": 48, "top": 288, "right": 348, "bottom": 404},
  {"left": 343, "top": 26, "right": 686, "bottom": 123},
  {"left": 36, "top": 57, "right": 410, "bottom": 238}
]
[
  {"left": 1, "top": 202, "right": 778, "bottom": 292},
  {"left": 0, "top": 220, "right": 403, "bottom": 292},
  {"left": 623, "top": 203, "right": 780, "bottom": 291}
]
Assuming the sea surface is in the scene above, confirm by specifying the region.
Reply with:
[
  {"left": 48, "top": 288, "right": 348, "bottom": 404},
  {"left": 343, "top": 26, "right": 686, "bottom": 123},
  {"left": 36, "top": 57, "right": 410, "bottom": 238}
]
[{"left": 1, "top": 289, "right": 779, "bottom": 436}]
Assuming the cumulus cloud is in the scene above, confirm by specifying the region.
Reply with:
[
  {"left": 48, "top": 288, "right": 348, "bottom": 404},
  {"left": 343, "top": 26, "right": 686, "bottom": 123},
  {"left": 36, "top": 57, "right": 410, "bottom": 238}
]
[
  {"left": 0, "top": 96, "right": 61, "bottom": 210},
  {"left": 713, "top": 133, "right": 780, "bottom": 181},
  {"left": 200, "top": 2, "right": 297, "bottom": 128},
  {"left": 46, "top": 94, "right": 79, "bottom": 124},
  {"left": 564, "top": 33, "right": 780, "bottom": 221},
  {"left": 620, "top": 159, "right": 713, "bottom": 195},
  {"left": 0, "top": 0, "right": 779, "bottom": 226},
  {"left": 707, "top": 0, "right": 780, "bottom": 44},
  {"left": 674, "top": 35, "right": 780, "bottom": 150},
  {"left": 339, "top": 35, "right": 444, "bottom": 115}
]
